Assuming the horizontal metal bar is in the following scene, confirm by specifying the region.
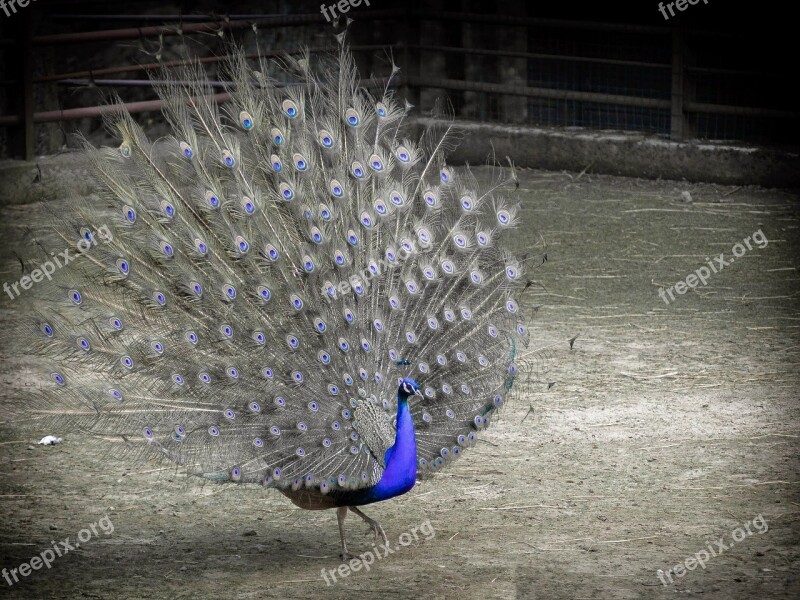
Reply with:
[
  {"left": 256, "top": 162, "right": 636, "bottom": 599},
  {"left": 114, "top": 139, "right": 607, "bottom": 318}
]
[
  {"left": 57, "top": 79, "right": 229, "bottom": 88},
  {"left": 47, "top": 10, "right": 741, "bottom": 38},
  {"left": 406, "top": 78, "right": 799, "bottom": 119},
  {"left": 32, "top": 10, "right": 404, "bottom": 45},
  {"left": 413, "top": 44, "right": 669, "bottom": 69},
  {"left": 55, "top": 78, "right": 349, "bottom": 88},
  {"left": 54, "top": 75, "right": 394, "bottom": 89},
  {"left": 0, "top": 78, "right": 394, "bottom": 125},
  {"left": 33, "top": 44, "right": 393, "bottom": 83},
  {"left": 50, "top": 14, "right": 313, "bottom": 21},
  {"left": 416, "top": 11, "right": 743, "bottom": 39},
  {"left": 0, "top": 93, "right": 231, "bottom": 125},
  {"left": 684, "top": 101, "right": 799, "bottom": 119},
  {"left": 407, "top": 77, "right": 672, "bottom": 109},
  {"left": 17, "top": 80, "right": 788, "bottom": 125},
  {"left": 415, "top": 11, "right": 671, "bottom": 35},
  {"left": 686, "top": 65, "right": 781, "bottom": 78},
  {"left": 34, "top": 19, "right": 248, "bottom": 45}
]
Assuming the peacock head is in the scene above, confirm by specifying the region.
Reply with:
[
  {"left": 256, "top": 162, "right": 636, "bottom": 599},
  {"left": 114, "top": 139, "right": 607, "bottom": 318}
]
[{"left": 398, "top": 377, "right": 423, "bottom": 402}]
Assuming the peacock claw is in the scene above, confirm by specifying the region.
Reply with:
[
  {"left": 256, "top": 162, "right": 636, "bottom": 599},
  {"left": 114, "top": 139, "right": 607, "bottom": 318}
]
[
  {"left": 348, "top": 506, "right": 389, "bottom": 547},
  {"left": 365, "top": 521, "right": 389, "bottom": 546}
]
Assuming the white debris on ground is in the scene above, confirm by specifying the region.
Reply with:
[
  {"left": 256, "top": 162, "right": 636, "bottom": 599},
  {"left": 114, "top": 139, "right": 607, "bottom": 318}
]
[{"left": 37, "top": 435, "right": 62, "bottom": 446}]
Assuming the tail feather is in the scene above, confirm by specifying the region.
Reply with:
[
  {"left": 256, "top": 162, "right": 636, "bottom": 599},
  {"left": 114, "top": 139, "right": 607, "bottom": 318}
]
[{"left": 14, "top": 38, "right": 533, "bottom": 492}]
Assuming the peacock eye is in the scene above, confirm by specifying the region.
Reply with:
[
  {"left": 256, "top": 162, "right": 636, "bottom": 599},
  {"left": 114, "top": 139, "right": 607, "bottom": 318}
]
[
  {"left": 279, "top": 183, "right": 294, "bottom": 201},
  {"left": 282, "top": 99, "right": 299, "bottom": 118},
  {"left": 351, "top": 161, "right": 365, "bottom": 179},
  {"left": 257, "top": 285, "right": 271, "bottom": 301},
  {"left": 369, "top": 154, "right": 384, "bottom": 172},
  {"left": 318, "top": 129, "right": 334, "bottom": 148},
  {"left": 424, "top": 189, "right": 438, "bottom": 207},
  {"left": 271, "top": 127, "right": 284, "bottom": 145},
  {"left": 221, "top": 150, "right": 235, "bottom": 168},
  {"left": 345, "top": 108, "right": 361, "bottom": 127},
  {"left": 265, "top": 243, "right": 279, "bottom": 261},
  {"left": 293, "top": 153, "right": 308, "bottom": 171},
  {"left": 179, "top": 141, "right": 193, "bottom": 159},
  {"left": 235, "top": 235, "right": 249, "bottom": 253},
  {"left": 396, "top": 146, "right": 411, "bottom": 162},
  {"left": 112, "top": 256, "right": 129, "bottom": 275},
  {"left": 204, "top": 190, "right": 219, "bottom": 208},
  {"left": 373, "top": 198, "right": 388, "bottom": 215},
  {"left": 239, "top": 110, "right": 254, "bottom": 130},
  {"left": 240, "top": 197, "right": 256, "bottom": 214},
  {"left": 376, "top": 102, "right": 388, "bottom": 117},
  {"left": 123, "top": 204, "right": 136, "bottom": 222}
]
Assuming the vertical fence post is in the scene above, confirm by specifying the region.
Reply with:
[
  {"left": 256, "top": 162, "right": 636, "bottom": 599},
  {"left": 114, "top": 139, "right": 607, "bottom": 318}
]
[
  {"left": 401, "top": 0, "right": 420, "bottom": 109},
  {"left": 670, "top": 25, "right": 686, "bottom": 140},
  {"left": 444, "top": 0, "right": 465, "bottom": 116},
  {"left": 9, "top": 10, "right": 34, "bottom": 160},
  {"left": 501, "top": 2, "right": 528, "bottom": 124}
]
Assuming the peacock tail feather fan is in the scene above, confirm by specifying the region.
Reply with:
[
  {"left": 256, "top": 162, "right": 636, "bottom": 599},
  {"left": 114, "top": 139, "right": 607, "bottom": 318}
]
[{"left": 14, "top": 37, "right": 532, "bottom": 499}]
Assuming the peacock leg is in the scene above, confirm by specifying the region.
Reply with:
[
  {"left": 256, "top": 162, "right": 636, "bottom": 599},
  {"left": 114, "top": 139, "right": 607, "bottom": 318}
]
[
  {"left": 336, "top": 506, "right": 353, "bottom": 559},
  {"left": 349, "top": 506, "right": 389, "bottom": 547}
]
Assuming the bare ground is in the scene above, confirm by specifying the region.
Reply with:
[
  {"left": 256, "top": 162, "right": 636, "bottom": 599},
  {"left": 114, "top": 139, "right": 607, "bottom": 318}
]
[{"left": 0, "top": 161, "right": 798, "bottom": 599}]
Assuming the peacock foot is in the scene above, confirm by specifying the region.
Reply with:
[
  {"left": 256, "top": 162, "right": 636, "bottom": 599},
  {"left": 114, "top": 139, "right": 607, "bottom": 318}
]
[{"left": 349, "top": 506, "right": 389, "bottom": 547}]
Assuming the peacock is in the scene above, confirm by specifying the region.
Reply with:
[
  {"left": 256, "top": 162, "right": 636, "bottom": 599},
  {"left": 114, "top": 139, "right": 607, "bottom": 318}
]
[{"left": 14, "top": 33, "right": 532, "bottom": 559}]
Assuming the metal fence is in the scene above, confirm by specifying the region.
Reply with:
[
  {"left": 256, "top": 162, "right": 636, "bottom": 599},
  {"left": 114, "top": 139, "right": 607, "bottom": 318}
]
[{"left": 1, "top": 0, "right": 796, "bottom": 160}]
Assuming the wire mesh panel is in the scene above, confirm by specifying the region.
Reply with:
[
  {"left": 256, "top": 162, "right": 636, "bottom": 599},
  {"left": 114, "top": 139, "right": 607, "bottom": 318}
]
[{"left": 406, "top": 2, "right": 797, "bottom": 146}]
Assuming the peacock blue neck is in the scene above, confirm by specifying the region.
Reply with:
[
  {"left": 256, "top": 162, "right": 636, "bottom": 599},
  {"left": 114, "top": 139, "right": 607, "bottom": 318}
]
[{"left": 342, "top": 392, "right": 418, "bottom": 506}]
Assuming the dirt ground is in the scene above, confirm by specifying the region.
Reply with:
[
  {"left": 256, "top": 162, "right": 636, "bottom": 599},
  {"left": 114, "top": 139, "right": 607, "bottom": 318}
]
[{"left": 0, "top": 160, "right": 798, "bottom": 599}]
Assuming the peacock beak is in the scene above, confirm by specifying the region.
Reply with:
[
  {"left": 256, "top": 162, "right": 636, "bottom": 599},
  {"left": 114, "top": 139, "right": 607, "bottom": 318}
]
[{"left": 414, "top": 388, "right": 424, "bottom": 398}]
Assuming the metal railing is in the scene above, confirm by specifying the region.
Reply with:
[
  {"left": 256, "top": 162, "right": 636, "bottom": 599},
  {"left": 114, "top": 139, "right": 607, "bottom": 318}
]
[{"left": 1, "top": 2, "right": 795, "bottom": 159}]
